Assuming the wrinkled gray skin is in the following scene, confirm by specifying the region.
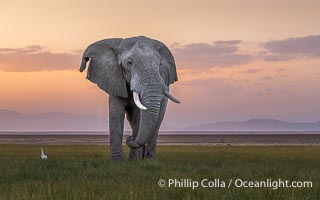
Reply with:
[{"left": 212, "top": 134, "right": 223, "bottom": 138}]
[{"left": 79, "top": 36, "right": 180, "bottom": 160}]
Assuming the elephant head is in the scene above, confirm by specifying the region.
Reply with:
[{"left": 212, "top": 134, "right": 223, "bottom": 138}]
[{"left": 79, "top": 36, "right": 180, "bottom": 149}]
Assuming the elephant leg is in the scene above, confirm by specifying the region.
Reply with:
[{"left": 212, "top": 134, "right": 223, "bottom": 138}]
[
  {"left": 109, "top": 96, "right": 125, "bottom": 160},
  {"left": 127, "top": 107, "right": 144, "bottom": 159},
  {"left": 145, "top": 97, "right": 168, "bottom": 158}
]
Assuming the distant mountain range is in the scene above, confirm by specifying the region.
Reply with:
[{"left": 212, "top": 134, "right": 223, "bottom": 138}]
[
  {"left": 0, "top": 109, "right": 174, "bottom": 131},
  {"left": 1, "top": 109, "right": 320, "bottom": 131},
  {"left": 0, "top": 109, "right": 107, "bottom": 131},
  {"left": 188, "top": 119, "right": 320, "bottom": 131}
]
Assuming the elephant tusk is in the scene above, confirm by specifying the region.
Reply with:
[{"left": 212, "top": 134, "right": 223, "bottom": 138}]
[
  {"left": 164, "top": 91, "right": 181, "bottom": 104},
  {"left": 133, "top": 91, "right": 147, "bottom": 110}
]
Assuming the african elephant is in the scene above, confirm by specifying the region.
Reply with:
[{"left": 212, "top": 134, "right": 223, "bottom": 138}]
[{"left": 79, "top": 36, "right": 180, "bottom": 160}]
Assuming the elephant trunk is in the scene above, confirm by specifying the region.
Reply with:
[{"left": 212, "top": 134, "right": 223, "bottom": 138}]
[{"left": 126, "top": 74, "right": 164, "bottom": 149}]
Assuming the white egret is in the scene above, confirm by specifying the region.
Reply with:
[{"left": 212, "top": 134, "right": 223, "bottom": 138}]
[{"left": 41, "top": 148, "right": 47, "bottom": 160}]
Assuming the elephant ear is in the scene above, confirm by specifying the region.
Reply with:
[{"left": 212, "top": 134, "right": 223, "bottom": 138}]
[
  {"left": 79, "top": 38, "right": 128, "bottom": 98},
  {"left": 152, "top": 39, "right": 178, "bottom": 86}
]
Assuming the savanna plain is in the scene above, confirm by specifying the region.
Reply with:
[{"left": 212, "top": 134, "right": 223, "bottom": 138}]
[{"left": 0, "top": 144, "right": 319, "bottom": 199}]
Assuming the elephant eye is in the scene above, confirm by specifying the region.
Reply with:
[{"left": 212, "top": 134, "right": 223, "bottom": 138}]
[{"left": 127, "top": 61, "right": 132, "bottom": 65}]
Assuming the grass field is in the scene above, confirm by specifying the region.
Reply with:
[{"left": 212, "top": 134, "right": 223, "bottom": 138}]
[{"left": 0, "top": 145, "right": 319, "bottom": 199}]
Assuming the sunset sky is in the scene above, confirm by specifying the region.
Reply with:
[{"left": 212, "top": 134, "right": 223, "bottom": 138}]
[{"left": 0, "top": 0, "right": 320, "bottom": 128}]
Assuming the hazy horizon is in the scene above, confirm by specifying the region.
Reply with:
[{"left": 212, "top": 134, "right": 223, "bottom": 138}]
[{"left": 1, "top": 109, "right": 320, "bottom": 132}]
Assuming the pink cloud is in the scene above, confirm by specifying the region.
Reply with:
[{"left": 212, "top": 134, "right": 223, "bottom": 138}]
[
  {"left": 260, "top": 35, "right": 320, "bottom": 61},
  {"left": 171, "top": 40, "right": 253, "bottom": 69}
]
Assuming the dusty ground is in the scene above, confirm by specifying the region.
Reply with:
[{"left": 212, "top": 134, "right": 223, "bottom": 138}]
[{"left": 1, "top": 131, "right": 320, "bottom": 145}]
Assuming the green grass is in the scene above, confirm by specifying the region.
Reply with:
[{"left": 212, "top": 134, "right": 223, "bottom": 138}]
[{"left": 0, "top": 145, "right": 319, "bottom": 199}]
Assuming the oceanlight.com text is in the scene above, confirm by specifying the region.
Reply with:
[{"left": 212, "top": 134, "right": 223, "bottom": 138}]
[{"left": 158, "top": 178, "right": 312, "bottom": 190}]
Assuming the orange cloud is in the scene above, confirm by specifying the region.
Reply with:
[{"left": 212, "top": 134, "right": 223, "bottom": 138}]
[
  {"left": 1, "top": 35, "right": 320, "bottom": 73},
  {"left": 0, "top": 45, "right": 81, "bottom": 72}
]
